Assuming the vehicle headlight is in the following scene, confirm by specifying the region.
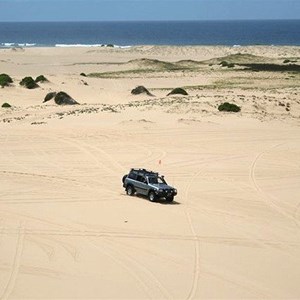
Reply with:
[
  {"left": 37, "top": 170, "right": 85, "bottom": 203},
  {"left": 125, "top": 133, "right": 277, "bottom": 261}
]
[{"left": 174, "top": 189, "right": 177, "bottom": 193}]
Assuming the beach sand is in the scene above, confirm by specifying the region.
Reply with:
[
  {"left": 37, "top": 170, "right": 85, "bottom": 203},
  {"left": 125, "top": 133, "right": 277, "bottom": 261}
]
[{"left": 0, "top": 45, "right": 300, "bottom": 299}]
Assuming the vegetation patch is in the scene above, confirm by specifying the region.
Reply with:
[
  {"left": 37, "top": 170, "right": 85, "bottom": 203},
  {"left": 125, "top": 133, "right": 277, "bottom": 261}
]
[
  {"left": 1, "top": 102, "right": 11, "bottom": 108},
  {"left": 240, "top": 63, "right": 300, "bottom": 73},
  {"left": 43, "top": 92, "right": 57, "bottom": 102},
  {"left": 88, "top": 58, "right": 201, "bottom": 79},
  {"left": 218, "top": 102, "right": 241, "bottom": 112},
  {"left": 176, "top": 60, "right": 203, "bottom": 68},
  {"left": 167, "top": 88, "right": 188, "bottom": 96},
  {"left": 88, "top": 69, "right": 158, "bottom": 78},
  {"left": 205, "top": 53, "right": 268, "bottom": 65},
  {"left": 283, "top": 59, "right": 297, "bottom": 64},
  {"left": 43, "top": 91, "right": 79, "bottom": 105},
  {"left": 20, "top": 77, "right": 39, "bottom": 89},
  {"left": 131, "top": 86, "right": 154, "bottom": 96},
  {"left": 54, "top": 91, "right": 79, "bottom": 105},
  {"left": 220, "top": 61, "right": 235, "bottom": 68},
  {"left": 35, "top": 75, "right": 48, "bottom": 83},
  {"left": 0, "top": 74, "right": 13, "bottom": 88}
]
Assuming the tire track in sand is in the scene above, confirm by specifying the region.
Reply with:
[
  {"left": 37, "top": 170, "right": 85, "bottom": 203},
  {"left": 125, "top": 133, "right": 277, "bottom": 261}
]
[
  {"left": 184, "top": 154, "right": 247, "bottom": 300},
  {"left": 250, "top": 143, "right": 300, "bottom": 227},
  {"left": 104, "top": 238, "right": 173, "bottom": 299},
  {"left": 87, "top": 238, "right": 153, "bottom": 299},
  {"left": 1, "top": 221, "right": 26, "bottom": 300},
  {"left": 1, "top": 227, "right": 300, "bottom": 248},
  {"left": 184, "top": 170, "right": 201, "bottom": 300},
  {"left": 0, "top": 169, "right": 115, "bottom": 201}
]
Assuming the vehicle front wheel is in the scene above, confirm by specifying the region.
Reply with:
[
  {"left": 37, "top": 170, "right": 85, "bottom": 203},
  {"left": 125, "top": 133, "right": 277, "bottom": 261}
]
[
  {"left": 166, "top": 196, "right": 174, "bottom": 202},
  {"left": 148, "top": 191, "right": 157, "bottom": 202},
  {"left": 126, "top": 185, "right": 135, "bottom": 196}
]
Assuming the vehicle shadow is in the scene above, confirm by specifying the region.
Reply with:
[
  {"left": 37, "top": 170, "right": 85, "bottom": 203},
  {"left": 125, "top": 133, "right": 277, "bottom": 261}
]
[
  {"left": 121, "top": 193, "right": 181, "bottom": 205},
  {"left": 156, "top": 199, "right": 181, "bottom": 205},
  {"left": 135, "top": 194, "right": 181, "bottom": 205}
]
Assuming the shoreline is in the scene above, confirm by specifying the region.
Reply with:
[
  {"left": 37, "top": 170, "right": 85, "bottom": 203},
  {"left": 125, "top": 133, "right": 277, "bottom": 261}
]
[{"left": 1, "top": 44, "right": 300, "bottom": 49}]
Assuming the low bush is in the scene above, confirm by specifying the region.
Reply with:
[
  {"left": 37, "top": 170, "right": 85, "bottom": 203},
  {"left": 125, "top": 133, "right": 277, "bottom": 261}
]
[
  {"left": 1, "top": 102, "right": 11, "bottom": 108},
  {"left": 54, "top": 91, "right": 79, "bottom": 105},
  {"left": 218, "top": 102, "right": 241, "bottom": 112},
  {"left": 80, "top": 73, "right": 87, "bottom": 77},
  {"left": 35, "top": 75, "right": 48, "bottom": 83},
  {"left": 0, "top": 74, "right": 13, "bottom": 88},
  {"left": 220, "top": 61, "right": 229, "bottom": 67},
  {"left": 220, "top": 61, "right": 234, "bottom": 68},
  {"left": 167, "top": 88, "right": 188, "bottom": 96},
  {"left": 20, "top": 77, "right": 39, "bottom": 89},
  {"left": 241, "top": 63, "right": 300, "bottom": 73},
  {"left": 43, "top": 92, "right": 57, "bottom": 102},
  {"left": 131, "top": 86, "right": 154, "bottom": 96}
]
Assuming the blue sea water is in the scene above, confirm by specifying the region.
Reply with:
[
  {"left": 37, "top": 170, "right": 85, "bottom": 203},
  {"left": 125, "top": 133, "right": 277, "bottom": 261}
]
[{"left": 0, "top": 20, "right": 299, "bottom": 47}]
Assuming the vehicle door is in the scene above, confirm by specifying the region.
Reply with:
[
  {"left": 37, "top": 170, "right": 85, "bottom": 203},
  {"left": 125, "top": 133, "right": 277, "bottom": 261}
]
[{"left": 135, "top": 175, "right": 148, "bottom": 195}]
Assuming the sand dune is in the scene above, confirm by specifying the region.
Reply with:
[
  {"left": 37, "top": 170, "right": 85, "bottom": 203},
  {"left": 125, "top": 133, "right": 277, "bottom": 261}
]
[{"left": 0, "top": 45, "right": 300, "bottom": 299}]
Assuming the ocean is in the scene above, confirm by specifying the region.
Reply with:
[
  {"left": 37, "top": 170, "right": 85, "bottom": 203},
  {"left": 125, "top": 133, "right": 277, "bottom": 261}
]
[{"left": 0, "top": 20, "right": 299, "bottom": 48}]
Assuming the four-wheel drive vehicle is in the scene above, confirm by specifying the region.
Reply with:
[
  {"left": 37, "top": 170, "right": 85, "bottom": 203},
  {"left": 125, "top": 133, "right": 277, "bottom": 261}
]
[{"left": 122, "top": 168, "right": 177, "bottom": 202}]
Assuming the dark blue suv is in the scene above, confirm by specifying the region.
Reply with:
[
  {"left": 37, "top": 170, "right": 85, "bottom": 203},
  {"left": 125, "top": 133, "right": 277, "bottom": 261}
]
[{"left": 122, "top": 168, "right": 177, "bottom": 202}]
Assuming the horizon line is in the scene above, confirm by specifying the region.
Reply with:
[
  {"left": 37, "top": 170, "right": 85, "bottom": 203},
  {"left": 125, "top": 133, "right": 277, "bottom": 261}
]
[{"left": 0, "top": 18, "right": 300, "bottom": 23}]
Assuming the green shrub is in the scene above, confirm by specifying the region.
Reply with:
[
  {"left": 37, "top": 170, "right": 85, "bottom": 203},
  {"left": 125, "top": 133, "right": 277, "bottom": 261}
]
[
  {"left": 106, "top": 44, "right": 114, "bottom": 47},
  {"left": 0, "top": 74, "right": 13, "bottom": 88},
  {"left": 241, "top": 63, "right": 300, "bottom": 73},
  {"left": 35, "top": 75, "right": 48, "bottom": 83},
  {"left": 218, "top": 102, "right": 241, "bottom": 112},
  {"left": 131, "top": 86, "right": 154, "bottom": 96},
  {"left": 167, "top": 88, "right": 188, "bottom": 96},
  {"left": 43, "top": 92, "right": 57, "bottom": 102},
  {"left": 80, "top": 72, "right": 87, "bottom": 77},
  {"left": 54, "top": 91, "right": 79, "bottom": 105},
  {"left": 1, "top": 102, "right": 11, "bottom": 108},
  {"left": 220, "top": 61, "right": 229, "bottom": 67},
  {"left": 20, "top": 77, "right": 39, "bottom": 89},
  {"left": 220, "top": 61, "right": 234, "bottom": 68}
]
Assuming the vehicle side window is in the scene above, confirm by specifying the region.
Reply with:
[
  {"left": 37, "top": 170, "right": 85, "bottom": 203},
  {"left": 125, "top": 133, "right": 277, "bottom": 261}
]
[
  {"left": 158, "top": 177, "right": 166, "bottom": 184},
  {"left": 148, "top": 177, "right": 158, "bottom": 184},
  {"left": 128, "top": 172, "right": 137, "bottom": 180},
  {"left": 136, "top": 175, "right": 146, "bottom": 183}
]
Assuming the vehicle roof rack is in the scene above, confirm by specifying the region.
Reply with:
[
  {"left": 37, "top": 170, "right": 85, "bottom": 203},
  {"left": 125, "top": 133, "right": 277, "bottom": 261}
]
[{"left": 131, "top": 168, "right": 159, "bottom": 176}]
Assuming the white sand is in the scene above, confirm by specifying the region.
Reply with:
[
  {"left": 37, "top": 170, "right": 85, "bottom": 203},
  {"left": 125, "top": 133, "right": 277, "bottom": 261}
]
[{"left": 0, "top": 46, "right": 300, "bottom": 299}]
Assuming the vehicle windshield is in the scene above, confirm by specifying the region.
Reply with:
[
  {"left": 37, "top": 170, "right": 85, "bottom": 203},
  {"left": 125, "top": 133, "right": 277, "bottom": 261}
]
[{"left": 148, "top": 176, "right": 166, "bottom": 184}]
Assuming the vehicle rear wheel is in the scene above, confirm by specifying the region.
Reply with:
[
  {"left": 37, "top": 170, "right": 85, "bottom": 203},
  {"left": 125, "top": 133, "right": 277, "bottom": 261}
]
[
  {"left": 166, "top": 196, "right": 174, "bottom": 202},
  {"left": 148, "top": 191, "right": 156, "bottom": 202},
  {"left": 126, "top": 185, "right": 135, "bottom": 196}
]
